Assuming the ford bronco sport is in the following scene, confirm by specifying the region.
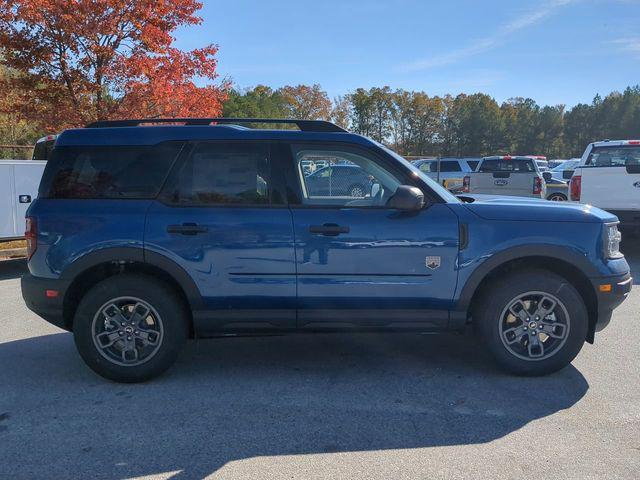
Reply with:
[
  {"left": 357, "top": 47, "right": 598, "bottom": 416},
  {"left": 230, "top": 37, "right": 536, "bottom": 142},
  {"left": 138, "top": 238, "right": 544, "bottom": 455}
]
[{"left": 21, "top": 118, "right": 632, "bottom": 382}]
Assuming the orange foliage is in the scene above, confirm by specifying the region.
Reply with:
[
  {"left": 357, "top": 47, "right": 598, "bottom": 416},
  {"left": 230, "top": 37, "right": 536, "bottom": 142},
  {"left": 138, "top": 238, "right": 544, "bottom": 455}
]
[{"left": 0, "top": 0, "right": 228, "bottom": 130}]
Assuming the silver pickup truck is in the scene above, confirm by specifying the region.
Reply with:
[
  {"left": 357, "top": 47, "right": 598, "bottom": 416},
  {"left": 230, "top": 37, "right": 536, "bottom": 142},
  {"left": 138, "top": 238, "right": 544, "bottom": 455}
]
[{"left": 462, "top": 155, "right": 546, "bottom": 198}]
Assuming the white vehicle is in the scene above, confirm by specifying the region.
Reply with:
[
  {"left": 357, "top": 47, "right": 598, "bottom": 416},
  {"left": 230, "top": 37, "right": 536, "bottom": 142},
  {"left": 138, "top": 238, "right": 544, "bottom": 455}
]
[
  {"left": 32, "top": 134, "right": 57, "bottom": 160},
  {"left": 570, "top": 140, "right": 640, "bottom": 231},
  {"left": 462, "top": 156, "right": 546, "bottom": 198},
  {"left": 0, "top": 160, "right": 47, "bottom": 240}
]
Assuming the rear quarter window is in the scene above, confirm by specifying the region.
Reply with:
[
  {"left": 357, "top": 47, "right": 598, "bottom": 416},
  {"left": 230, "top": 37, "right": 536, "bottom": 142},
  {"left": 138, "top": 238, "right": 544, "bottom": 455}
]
[{"left": 40, "top": 142, "right": 183, "bottom": 199}]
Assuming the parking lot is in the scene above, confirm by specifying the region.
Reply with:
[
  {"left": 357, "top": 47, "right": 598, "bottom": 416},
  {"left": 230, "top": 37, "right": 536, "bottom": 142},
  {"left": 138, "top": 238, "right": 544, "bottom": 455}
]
[{"left": 0, "top": 244, "right": 638, "bottom": 480}]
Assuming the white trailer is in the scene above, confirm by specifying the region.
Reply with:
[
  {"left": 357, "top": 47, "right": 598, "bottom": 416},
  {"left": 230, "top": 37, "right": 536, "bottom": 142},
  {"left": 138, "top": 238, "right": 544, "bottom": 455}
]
[{"left": 0, "top": 160, "right": 46, "bottom": 240}]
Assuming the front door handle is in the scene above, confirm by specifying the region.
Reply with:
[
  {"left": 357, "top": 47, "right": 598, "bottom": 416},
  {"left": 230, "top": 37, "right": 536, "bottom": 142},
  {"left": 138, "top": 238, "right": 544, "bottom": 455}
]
[
  {"left": 309, "top": 223, "right": 350, "bottom": 236},
  {"left": 167, "top": 223, "right": 208, "bottom": 235}
]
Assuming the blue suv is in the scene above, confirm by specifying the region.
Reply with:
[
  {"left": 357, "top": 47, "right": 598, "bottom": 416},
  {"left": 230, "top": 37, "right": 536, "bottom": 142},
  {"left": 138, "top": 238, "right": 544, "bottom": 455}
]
[{"left": 21, "top": 118, "right": 632, "bottom": 382}]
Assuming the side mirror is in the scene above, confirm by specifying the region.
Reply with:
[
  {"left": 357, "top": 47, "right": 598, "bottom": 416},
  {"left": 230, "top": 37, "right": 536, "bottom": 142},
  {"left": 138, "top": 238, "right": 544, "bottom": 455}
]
[
  {"left": 542, "top": 171, "right": 552, "bottom": 183},
  {"left": 370, "top": 182, "right": 381, "bottom": 197},
  {"left": 562, "top": 170, "right": 574, "bottom": 179},
  {"left": 387, "top": 185, "right": 425, "bottom": 210}
]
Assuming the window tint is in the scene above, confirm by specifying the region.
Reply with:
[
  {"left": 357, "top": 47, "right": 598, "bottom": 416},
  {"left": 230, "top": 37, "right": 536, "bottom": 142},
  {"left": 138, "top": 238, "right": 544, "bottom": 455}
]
[
  {"left": 479, "top": 159, "right": 535, "bottom": 172},
  {"left": 295, "top": 145, "right": 401, "bottom": 207},
  {"left": 162, "top": 143, "right": 271, "bottom": 205},
  {"left": 32, "top": 139, "right": 55, "bottom": 161},
  {"left": 586, "top": 146, "right": 640, "bottom": 167},
  {"left": 41, "top": 143, "right": 182, "bottom": 199}
]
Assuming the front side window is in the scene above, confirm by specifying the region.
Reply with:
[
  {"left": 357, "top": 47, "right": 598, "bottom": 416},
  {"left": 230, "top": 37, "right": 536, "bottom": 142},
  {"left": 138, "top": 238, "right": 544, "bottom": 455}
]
[
  {"left": 294, "top": 145, "right": 402, "bottom": 207},
  {"left": 586, "top": 146, "right": 640, "bottom": 167},
  {"left": 162, "top": 143, "right": 272, "bottom": 205},
  {"left": 440, "top": 161, "right": 462, "bottom": 172},
  {"left": 41, "top": 143, "right": 182, "bottom": 199}
]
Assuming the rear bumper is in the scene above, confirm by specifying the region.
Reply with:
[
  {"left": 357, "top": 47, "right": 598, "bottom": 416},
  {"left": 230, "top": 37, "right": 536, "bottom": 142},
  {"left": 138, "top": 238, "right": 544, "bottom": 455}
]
[
  {"left": 590, "top": 273, "right": 633, "bottom": 334},
  {"left": 21, "top": 274, "right": 72, "bottom": 331}
]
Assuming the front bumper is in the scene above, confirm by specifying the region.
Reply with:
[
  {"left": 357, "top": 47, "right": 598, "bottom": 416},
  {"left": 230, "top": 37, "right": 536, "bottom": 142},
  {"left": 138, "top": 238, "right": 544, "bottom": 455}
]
[
  {"left": 590, "top": 272, "right": 633, "bottom": 335},
  {"left": 21, "top": 274, "right": 72, "bottom": 331}
]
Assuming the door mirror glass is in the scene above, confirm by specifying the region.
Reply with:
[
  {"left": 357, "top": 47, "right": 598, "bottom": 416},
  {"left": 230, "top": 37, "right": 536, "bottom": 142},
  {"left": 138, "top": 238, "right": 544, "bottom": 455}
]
[
  {"left": 542, "top": 171, "right": 552, "bottom": 183},
  {"left": 387, "top": 185, "right": 425, "bottom": 210},
  {"left": 562, "top": 170, "right": 574, "bottom": 179},
  {"left": 370, "top": 182, "right": 381, "bottom": 198}
]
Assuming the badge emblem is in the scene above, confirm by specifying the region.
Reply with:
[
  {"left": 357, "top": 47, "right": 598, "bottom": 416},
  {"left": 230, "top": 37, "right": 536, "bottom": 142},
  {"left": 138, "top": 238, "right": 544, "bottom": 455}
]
[
  {"left": 494, "top": 179, "right": 508, "bottom": 186},
  {"left": 426, "top": 256, "right": 441, "bottom": 270}
]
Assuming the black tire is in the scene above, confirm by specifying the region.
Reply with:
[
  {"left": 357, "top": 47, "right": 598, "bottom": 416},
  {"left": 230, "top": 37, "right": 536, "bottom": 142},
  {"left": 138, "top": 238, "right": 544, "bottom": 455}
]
[
  {"left": 474, "top": 269, "right": 588, "bottom": 376},
  {"left": 547, "top": 193, "right": 567, "bottom": 201},
  {"left": 73, "top": 274, "right": 188, "bottom": 383}
]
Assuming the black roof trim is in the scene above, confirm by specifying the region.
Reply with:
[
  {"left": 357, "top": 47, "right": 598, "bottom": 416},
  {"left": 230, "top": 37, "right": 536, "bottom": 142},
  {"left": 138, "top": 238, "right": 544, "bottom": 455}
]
[{"left": 85, "top": 118, "right": 348, "bottom": 133}]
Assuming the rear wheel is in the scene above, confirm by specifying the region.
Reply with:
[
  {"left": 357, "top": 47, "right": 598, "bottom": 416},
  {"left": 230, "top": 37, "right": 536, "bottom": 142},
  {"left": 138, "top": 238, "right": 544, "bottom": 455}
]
[
  {"left": 73, "top": 274, "right": 188, "bottom": 383},
  {"left": 349, "top": 184, "right": 366, "bottom": 198},
  {"left": 547, "top": 193, "right": 567, "bottom": 201},
  {"left": 475, "top": 270, "right": 588, "bottom": 376}
]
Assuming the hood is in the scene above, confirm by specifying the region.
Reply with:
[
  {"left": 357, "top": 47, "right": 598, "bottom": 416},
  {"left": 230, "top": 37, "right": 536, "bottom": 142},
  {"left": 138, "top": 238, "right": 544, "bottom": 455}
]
[{"left": 458, "top": 195, "right": 617, "bottom": 223}]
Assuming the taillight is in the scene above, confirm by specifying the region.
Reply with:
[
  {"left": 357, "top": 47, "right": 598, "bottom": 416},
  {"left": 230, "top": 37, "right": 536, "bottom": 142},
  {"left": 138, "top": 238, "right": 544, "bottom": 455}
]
[
  {"left": 570, "top": 175, "right": 581, "bottom": 201},
  {"left": 462, "top": 176, "right": 470, "bottom": 193},
  {"left": 25, "top": 217, "right": 37, "bottom": 260},
  {"left": 533, "top": 176, "right": 543, "bottom": 195}
]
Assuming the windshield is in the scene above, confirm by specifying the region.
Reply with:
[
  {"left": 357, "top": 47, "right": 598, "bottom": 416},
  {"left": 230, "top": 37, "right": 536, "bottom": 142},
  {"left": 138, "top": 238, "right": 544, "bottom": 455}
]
[{"left": 378, "top": 144, "right": 460, "bottom": 203}]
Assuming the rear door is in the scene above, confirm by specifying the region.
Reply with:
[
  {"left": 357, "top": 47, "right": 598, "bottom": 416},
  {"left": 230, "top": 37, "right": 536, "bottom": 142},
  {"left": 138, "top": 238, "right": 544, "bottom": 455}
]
[
  {"left": 283, "top": 143, "right": 460, "bottom": 329},
  {"left": 144, "top": 141, "right": 297, "bottom": 330},
  {"left": 579, "top": 144, "right": 640, "bottom": 211}
]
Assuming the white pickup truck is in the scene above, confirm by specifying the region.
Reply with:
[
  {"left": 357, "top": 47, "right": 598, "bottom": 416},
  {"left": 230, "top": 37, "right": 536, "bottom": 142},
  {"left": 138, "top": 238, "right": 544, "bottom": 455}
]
[{"left": 570, "top": 140, "right": 640, "bottom": 232}]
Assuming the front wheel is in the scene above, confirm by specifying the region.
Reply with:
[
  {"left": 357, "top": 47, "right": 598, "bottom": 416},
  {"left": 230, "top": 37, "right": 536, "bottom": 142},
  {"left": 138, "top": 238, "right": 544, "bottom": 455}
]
[
  {"left": 73, "top": 274, "right": 188, "bottom": 383},
  {"left": 474, "top": 270, "right": 588, "bottom": 376}
]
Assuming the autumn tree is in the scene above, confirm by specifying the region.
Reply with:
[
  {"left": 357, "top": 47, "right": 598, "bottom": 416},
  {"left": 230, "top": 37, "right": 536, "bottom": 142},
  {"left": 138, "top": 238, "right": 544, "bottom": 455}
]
[
  {"left": 0, "top": 0, "right": 228, "bottom": 130},
  {"left": 277, "top": 84, "right": 332, "bottom": 120}
]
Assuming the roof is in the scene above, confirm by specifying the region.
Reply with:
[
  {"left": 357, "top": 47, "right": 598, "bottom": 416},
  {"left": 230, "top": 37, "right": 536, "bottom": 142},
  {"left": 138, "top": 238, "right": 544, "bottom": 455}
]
[
  {"left": 481, "top": 155, "right": 535, "bottom": 160},
  {"left": 55, "top": 118, "right": 375, "bottom": 148}
]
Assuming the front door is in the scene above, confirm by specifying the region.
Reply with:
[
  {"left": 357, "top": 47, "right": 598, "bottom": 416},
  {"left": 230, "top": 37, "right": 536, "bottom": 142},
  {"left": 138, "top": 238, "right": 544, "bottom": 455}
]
[
  {"left": 144, "top": 141, "right": 296, "bottom": 331},
  {"left": 283, "top": 143, "right": 460, "bottom": 329}
]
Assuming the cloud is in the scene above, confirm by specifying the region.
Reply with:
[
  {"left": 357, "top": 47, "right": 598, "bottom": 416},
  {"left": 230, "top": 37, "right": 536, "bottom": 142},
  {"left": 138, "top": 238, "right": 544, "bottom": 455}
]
[
  {"left": 398, "top": 0, "right": 577, "bottom": 72},
  {"left": 611, "top": 37, "right": 640, "bottom": 56}
]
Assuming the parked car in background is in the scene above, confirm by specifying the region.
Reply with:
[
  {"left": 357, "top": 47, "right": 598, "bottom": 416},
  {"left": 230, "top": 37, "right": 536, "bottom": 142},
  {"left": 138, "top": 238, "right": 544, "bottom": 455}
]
[
  {"left": 304, "top": 163, "right": 373, "bottom": 198},
  {"left": 22, "top": 118, "right": 631, "bottom": 383},
  {"left": 550, "top": 158, "right": 580, "bottom": 183},
  {"left": 462, "top": 156, "right": 546, "bottom": 198},
  {"left": 570, "top": 140, "right": 640, "bottom": 232},
  {"left": 0, "top": 160, "right": 47, "bottom": 240},
  {"left": 32, "top": 134, "right": 57, "bottom": 160},
  {"left": 542, "top": 173, "right": 569, "bottom": 201},
  {"left": 413, "top": 158, "right": 479, "bottom": 192}
]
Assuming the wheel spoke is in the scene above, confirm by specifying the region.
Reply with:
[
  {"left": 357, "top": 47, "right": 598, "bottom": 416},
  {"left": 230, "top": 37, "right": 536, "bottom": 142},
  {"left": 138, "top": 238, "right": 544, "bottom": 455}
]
[
  {"left": 135, "top": 327, "right": 161, "bottom": 347},
  {"left": 129, "top": 302, "right": 151, "bottom": 327},
  {"left": 540, "top": 321, "right": 567, "bottom": 339},
  {"left": 527, "top": 333, "right": 545, "bottom": 358},
  {"left": 102, "top": 303, "right": 127, "bottom": 329},
  {"left": 121, "top": 343, "right": 139, "bottom": 363},
  {"left": 509, "top": 300, "right": 530, "bottom": 323},
  {"left": 96, "top": 330, "right": 122, "bottom": 349},
  {"left": 533, "top": 296, "right": 557, "bottom": 320},
  {"left": 503, "top": 325, "right": 527, "bottom": 345}
]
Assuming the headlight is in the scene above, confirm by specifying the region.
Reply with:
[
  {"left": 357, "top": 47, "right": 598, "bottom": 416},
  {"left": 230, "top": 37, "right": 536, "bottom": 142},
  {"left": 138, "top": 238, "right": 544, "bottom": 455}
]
[{"left": 603, "top": 223, "right": 622, "bottom": 258}]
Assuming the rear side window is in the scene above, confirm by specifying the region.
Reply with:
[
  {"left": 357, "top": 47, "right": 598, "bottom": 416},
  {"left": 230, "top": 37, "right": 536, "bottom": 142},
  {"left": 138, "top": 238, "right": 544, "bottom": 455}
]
[
  {"left": 466, "top": 160, "right": 479, "bottom": 171},
  {"left": 586, "top": 146, "right": 640, "bottom": 167},
  {"left": 479, "top": 159, "right": 535, "bottom": 172},
  {"left": 440, "top": 161, "right": 462, "bottom": 172},
  {"left": 32, "top": 139, "right": 55, "bottom": 160},
  {"left": 161, "top": 142, "right": 273, "bottom": 205},
  {"left": 41, "top": 143, "right": 182, "bottom": 199}
]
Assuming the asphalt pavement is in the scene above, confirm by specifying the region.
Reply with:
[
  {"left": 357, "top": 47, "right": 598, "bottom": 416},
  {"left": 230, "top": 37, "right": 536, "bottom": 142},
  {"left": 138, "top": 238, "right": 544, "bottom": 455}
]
[{"left": 0, "top": 243, "right": 638, "bottom": 479}]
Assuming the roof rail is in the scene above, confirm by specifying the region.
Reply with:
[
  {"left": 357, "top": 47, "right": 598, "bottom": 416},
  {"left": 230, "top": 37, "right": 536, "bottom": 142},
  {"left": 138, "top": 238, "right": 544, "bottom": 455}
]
[{"left": 85, "top": 118, "right": 348, "bottom": 133}]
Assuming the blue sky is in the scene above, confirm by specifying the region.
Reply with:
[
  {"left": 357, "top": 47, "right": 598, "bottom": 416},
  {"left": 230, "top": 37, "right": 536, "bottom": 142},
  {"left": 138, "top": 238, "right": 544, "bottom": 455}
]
[{"left": 174, "top": 0, "right": 640, "bottom": 107}]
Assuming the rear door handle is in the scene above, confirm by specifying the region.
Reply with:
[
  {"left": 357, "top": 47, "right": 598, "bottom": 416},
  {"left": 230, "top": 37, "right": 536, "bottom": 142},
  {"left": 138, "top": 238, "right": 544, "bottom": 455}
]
[
  {"left": 309, "top": 223, "right": 350, "bottom": 236},
  {"left": 167, "top": 223, "right": 208, "bottom": 235}
]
